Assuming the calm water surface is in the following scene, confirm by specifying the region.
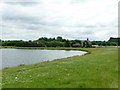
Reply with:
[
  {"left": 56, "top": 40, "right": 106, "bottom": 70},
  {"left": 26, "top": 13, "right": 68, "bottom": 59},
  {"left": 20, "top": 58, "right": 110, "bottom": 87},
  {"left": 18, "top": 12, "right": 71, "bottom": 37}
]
[{"left": 0, "top": 49, "right": 87, "bottom": 69}]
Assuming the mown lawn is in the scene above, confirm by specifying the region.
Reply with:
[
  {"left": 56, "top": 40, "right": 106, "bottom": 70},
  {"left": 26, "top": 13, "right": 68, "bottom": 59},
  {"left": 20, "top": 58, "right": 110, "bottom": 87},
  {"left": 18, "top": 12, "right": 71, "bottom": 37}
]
[{"left": 1, "top": 47, "right": 118, "bottom": 88}]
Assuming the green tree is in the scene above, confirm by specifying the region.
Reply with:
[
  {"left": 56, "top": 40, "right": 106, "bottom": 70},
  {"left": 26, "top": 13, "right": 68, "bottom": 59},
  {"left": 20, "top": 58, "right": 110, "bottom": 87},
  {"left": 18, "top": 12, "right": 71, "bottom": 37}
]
[
  {"left": 57, "top": 36, "right": 63, "bottom": 41},
  {"left": 64, "top": 40, "right": 70, "bottom": 47}
]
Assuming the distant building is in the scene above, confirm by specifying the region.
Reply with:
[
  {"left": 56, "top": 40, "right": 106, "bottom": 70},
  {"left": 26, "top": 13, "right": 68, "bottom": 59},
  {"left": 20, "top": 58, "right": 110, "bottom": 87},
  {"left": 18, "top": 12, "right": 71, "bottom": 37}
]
[
  {"left": 82, "top": 38, "right": 92, "bottom": 48},
  {"left": 72, "top": 38, "right": 92, "bottom": 48},
  {"left": 108, "top": 37, "right": 120, "bottom": 42},
  {"left": 72, "top": 43, "right": 81, "bottom": 47},
  {"left": 108, "top": 37, "right": 120, "bottom": 46}
]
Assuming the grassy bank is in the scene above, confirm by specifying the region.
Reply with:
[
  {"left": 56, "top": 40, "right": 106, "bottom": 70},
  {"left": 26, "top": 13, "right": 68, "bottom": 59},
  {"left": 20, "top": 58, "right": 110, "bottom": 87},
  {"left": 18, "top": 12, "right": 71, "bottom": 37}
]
[
  {"left": 0, "top": 46, "right": 16, "bottom": 49},
  {"left": 2, "top": 47, "right": 118, "bottom": 88}
]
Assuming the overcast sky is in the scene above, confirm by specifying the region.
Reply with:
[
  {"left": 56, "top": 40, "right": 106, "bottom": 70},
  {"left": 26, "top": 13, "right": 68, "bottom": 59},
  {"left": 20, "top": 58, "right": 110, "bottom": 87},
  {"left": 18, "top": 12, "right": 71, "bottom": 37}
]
[{"left": 0, "top": 0, "right": 119, "bottom": 41}]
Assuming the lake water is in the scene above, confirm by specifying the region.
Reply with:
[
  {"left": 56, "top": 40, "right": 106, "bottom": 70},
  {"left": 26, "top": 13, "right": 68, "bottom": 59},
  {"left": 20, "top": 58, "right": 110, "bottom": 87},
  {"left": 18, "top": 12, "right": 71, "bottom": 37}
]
[{"left": 0, "top": 49, "right": 87, "bottom": 69}]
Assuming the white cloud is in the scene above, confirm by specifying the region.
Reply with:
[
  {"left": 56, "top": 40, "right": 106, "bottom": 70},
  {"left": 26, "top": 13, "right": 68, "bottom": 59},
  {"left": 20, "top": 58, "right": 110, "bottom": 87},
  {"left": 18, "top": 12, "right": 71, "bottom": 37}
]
[{"left": 1, "top": 0, "right": 119, "bottom": 41}]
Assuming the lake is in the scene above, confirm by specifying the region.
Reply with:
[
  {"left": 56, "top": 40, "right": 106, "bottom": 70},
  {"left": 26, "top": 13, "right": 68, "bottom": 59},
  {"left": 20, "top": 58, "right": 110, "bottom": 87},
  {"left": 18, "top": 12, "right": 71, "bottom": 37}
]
[{"left": 0, "top": 49, "right": 87, "bottom": 69}]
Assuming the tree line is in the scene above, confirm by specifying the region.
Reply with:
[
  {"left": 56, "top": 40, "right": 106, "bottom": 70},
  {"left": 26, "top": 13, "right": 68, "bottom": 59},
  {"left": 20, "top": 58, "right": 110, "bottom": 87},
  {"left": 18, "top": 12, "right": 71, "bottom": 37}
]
[{"left": 0, "top": 36, "right": 119, "bottom": 47}]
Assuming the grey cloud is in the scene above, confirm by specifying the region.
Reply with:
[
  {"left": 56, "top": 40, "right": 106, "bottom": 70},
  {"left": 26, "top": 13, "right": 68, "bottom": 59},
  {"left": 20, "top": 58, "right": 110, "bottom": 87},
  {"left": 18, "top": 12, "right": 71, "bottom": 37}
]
[
  {"left": 1, "top": 0, "right": 118, "bottom": 40},
  {"left": 3, "top": 0, "right": 40, "bottom": 3},
  {"left": 5, "top": 2, "right": 39, "bottom": 6},
  {"left": 2, "top": 12, "right": 39, "bottom": 24}
]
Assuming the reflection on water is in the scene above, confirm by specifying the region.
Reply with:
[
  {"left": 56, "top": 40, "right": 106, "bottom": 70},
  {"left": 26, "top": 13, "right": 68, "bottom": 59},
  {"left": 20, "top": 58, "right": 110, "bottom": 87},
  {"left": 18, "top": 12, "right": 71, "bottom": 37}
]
[{"left": 1, "top": 49, "right": 87, "bottom": 69}]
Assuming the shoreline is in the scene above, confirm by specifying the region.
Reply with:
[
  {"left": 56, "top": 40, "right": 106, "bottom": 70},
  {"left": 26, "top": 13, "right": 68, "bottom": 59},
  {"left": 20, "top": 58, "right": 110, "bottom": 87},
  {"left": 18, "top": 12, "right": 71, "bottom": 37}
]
[
  {"left": 1, "top": 47, "right": 89, "bottom": 70},
  {"left": 1, "top": 46, "right": 117, "bottom": 70},
  {"left": 2, "top": 52, "right": 89, "bottom": 70},
  {"left": 1, "top": 46, "right": 90, "bottom": 51}
]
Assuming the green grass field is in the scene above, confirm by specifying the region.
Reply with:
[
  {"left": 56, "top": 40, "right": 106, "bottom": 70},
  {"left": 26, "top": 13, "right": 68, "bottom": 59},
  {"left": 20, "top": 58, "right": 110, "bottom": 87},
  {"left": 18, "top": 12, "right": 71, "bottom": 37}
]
[{"left": 1, "top": 47, "right": 118, "bottom": 88}]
